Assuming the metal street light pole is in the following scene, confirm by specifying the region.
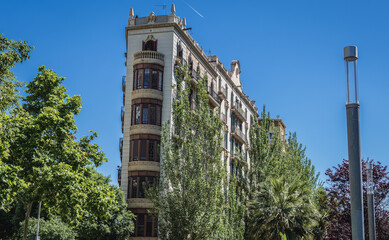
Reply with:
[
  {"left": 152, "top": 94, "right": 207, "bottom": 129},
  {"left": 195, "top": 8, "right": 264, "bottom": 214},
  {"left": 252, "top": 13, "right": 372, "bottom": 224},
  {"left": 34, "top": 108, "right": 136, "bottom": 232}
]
[
  {"left": 366, "top": 163, "right": 376, "bottom": 240},
  {"left": 344, "top": 45, "right": 365, "bottom": 240}
]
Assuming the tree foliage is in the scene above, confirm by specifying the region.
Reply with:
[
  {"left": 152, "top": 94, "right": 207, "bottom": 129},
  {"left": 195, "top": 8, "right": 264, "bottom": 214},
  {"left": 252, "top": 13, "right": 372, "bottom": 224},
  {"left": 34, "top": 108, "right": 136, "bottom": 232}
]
[
  {"left": 0, "top": 34, "right": 33, "bottom": 211},
  {"left": 18, "top": 216, "right": 76, "bottom": 240},
  {"left": 247, "top": 107, "right": 325, "bottom": 239},
  {"left": 247, "top": 176, "right": 318, "bottom": 240},
  {"left": 147, "top": 64, "right": 244, "bottom": 239},
  {"left": 325, "top": 158, "right": 389, "bottom": 240},
  {"left": 0, "top": 34, "right": 134, "bottom": 239}
]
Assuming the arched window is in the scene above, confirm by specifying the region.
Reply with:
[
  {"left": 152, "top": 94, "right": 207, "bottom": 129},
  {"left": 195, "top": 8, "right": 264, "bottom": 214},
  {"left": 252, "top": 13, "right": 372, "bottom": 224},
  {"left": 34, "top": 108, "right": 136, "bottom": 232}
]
[
  {"left": 144, "top": 40, "right": 156, "bottom": 51},
  {"left": 142, "top": 35, "right": 157, "bottom": 51}
]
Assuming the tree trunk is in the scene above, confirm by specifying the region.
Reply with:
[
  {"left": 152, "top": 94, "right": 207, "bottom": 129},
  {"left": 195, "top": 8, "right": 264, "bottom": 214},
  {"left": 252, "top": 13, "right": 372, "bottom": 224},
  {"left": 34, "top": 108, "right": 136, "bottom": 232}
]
[{"left": 23, "top": 202, "right": 32, "bottom": 240}]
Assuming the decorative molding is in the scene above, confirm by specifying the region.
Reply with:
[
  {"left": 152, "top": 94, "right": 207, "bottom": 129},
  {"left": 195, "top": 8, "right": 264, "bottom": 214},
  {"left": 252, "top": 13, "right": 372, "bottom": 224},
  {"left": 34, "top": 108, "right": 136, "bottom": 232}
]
[
  {"left": 131, "top": 89, "right": 163, "bottom": 101},
  {"left": 127, "top": 198, "right": 154, "bottom": 209},
  {"left": 130, "top": 125, "right": 162, "bottom": 136},
  {"left": 128, "top": 161, "right": 160, "bottom": 172},
  {"left": 145, "top": 35, "right": 156, "bottom": 42}
]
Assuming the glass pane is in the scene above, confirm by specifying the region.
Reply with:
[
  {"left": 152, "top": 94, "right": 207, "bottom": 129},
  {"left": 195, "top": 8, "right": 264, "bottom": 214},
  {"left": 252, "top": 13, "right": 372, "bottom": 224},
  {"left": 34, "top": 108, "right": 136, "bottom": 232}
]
[
  {"left": 158, "top": 71, "right": 163, "bottom": 90},
  {"left": 153, "top": 217, "right": 158, "bottom": 237},
  {"left": 137, "top": 214, "right": 145, "bottom": 236},
  {"left": 149, "top": 140, "right": 155, "bottom": 161},
  {"left": 152, "top": 70, "right": 158, "bottom": 89},
  {"left": 133, "top": 140, "right": 138, "bottom": 161},
  {"left": 137, "top": 70, "right": 143, "bottom": 89},
  {"left": 135, "top": 105, "right": 140, "bottom": 124},
  {"left": 140, "top": 140, "right": 146, "bottom": 161},
  {"left": 131, "top": 177, "right": 137, "bottom": 198},
  {"left": 142, "top": 104, "right": 148, "bottom": 124},
  {"left": 150, "top": 105, "right": 156, "bottom": 125},
  {"left": 139, "top": 176, "right": 146, "bottom": 198},
  {"left": 146, "top": 215, "right": 153, "bottom": 236},
  {"left": 133, "top": 70, "right": 137, "bottom": 90},
  {"left": 144, "top": 69, "right": 150, "bottom": 88},
  {"left": 156, "top": 141, "right": 160, "bottom": 162},
  {"left": 156, "top": 105, "right": 161, "bottom": 126}
]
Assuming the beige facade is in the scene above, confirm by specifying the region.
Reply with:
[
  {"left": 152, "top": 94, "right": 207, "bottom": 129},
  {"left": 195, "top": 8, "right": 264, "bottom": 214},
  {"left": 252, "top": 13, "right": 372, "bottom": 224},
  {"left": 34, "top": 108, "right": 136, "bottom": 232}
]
[{"left": 120, "top": 6, "right": 259, "bottom": 239}]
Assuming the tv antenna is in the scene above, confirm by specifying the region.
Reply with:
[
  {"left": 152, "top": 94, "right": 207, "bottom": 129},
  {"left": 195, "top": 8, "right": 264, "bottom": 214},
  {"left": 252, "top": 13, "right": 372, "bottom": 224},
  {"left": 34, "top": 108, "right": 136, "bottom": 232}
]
[{"left": 155, "top": 4, "right": 167, "bottom": 15}]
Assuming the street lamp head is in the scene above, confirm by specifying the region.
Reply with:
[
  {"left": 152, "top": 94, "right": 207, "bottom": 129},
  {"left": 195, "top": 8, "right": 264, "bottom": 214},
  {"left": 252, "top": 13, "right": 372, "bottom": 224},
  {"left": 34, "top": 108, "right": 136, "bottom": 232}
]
[
  {"left": 344, "top": 46, "right": 359, "bottom": 104},
  {"left": 344, "top": 46, "right": 358, "bottom": 61}
]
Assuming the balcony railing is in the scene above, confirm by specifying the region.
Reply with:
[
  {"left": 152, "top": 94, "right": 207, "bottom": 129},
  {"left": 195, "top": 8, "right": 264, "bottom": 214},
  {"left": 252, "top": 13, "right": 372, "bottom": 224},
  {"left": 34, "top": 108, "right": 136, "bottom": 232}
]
[
  {"left": 218, "top": 86, "right": 227, "bottom": 100},
  {"left": 208, "top": 87, "right": 221, "bottom": 107},
  {"left": 122, "top": 76, "right": 126, "bottom": 92},
  {"left": 121, "top": 106, "right": 124, "bottom": 122},
  {"left": 134, "top": 50, "right": 164, "bottom": 63},
  {"left": 119, "top": 137, "right": 123, "bottom": 152},
  {"left": 231, "top": 126, "right": 247, "bottom": 144},
  {"left": 123, "top": 93, "right": 125, "bottom": 105},
  {"left": 231, "top": 103, "right": 247, "bottom": 122},
  {"left": 221, "top": 112, "right": 227, "bottom": 124},
  {"left": 118, "top": 167, "right": 121, "bottom": 181}
]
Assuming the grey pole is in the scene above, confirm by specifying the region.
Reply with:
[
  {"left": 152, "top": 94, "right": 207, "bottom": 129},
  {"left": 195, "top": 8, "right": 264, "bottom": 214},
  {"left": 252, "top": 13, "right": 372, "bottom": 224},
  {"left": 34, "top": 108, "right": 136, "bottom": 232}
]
[
  {"left": 366, "top": 163, "right": 376, "bottom": 240},
  {"left": 344, "top": 46, "right": 365, "bottom": 240},
  {"left": 35, "top": 201, "right": 41, "bottom": 240}
]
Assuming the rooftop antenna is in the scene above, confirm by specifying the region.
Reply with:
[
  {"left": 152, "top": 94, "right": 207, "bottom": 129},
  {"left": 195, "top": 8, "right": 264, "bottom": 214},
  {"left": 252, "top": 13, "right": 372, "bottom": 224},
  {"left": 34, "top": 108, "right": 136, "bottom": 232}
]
[
  {"left": 155, "top": 4, "right": 167, "bottom": 15},
  {"left": 207, "top": 49, "right": 212, "bottom": 56}
]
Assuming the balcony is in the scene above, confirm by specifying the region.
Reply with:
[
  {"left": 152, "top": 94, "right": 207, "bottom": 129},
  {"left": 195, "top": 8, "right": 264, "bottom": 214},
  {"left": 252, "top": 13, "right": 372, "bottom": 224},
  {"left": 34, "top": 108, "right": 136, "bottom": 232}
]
[
  {"left": 174, "top": 57, "right": 187, "bottom": 66},
  {"left": 133, "top": 50, "right": 164, "bottom": 66},
  {"left": 119, "top": 137, "right": 123, "bottom": 152},
  {"left": 221, "top": 112, "right": 227, "bottom": 124},
  {"left": 208, "top": 87, "right": 221, "bottom": 107},
  {"left": 218, "top": 86, "right": 227, "bottom": 100},
  {"left": 231, "top": 103, "right": 247, "bottom": 122},
  {"left": 123, "top": 93, "right": 125, "bottom": 105},
  {"left": 121, "top": 106, "right": 124, "bottom": 122},
  {"left": 117, "top": 167, "right": 121, "bottom": 185},
  {"left": 231, "top": 126, "right": 247, "bottom": 144},
  {"left": 190, "top": 68, "right": 198, "bottom": 85},
  {"left": 122, "top": 76, "right": 126, "bottom": 92}
]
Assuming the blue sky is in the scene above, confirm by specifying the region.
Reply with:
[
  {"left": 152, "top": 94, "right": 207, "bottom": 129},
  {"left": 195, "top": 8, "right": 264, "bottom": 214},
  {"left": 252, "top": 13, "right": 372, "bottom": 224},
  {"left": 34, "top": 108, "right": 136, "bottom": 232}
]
[{"left": 2, "top": 0, "right": 389, "bottom": 185}]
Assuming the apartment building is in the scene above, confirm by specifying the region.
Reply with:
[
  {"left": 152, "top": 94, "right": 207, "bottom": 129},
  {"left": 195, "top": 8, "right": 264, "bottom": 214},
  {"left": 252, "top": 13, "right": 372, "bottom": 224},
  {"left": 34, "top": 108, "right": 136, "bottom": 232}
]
[{"left": 119, "top": 5, "right": 260, "bottom": 238}]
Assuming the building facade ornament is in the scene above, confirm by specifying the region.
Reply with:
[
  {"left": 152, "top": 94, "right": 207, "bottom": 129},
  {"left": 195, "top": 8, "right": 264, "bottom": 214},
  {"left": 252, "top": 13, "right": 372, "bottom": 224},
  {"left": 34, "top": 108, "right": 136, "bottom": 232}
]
[{"left": 147, "top": 12, "right": 156, "bottom": 23}]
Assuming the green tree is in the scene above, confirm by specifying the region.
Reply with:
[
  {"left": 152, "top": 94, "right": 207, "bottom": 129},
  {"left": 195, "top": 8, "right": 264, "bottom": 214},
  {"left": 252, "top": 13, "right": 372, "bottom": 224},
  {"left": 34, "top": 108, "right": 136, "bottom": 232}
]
[
  {"left": 1, "top": 65, "right": 125, "bottom": 240},
  {"left": 247, "top": 107, "right": 325, "bottom": 239},
  {"left": 0, "top": 34, "right": 33, "bottom": 210},
  {"left": 148, "top": 64, "right": 244, "bottom": 239},
  {"left": 247, "top": 176, "right": 318, "bottom": 240},
  {"left": 18, "top": 215, "right": 76, "bottom": 240},
  {"left": 75, "top": 168, "right": 135, "bottom": 240}
]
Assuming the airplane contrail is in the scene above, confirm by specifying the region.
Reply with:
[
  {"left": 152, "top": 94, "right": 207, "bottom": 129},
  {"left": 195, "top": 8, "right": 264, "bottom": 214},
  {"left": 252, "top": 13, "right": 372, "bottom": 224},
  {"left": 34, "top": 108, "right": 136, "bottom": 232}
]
[{"left": 182, "top": 0, "right": 204, "bottom": 18}]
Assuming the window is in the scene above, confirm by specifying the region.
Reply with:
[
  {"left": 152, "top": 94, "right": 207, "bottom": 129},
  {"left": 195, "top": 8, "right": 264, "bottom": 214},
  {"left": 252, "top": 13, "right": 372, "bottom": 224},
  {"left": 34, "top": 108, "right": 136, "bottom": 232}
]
[
  {"left": 130, "top": 139, "right": 160, "bottom": 162},
  {"left": 133, "top": 68, "right": 163, "bottom": 91},
  {"left": 144, "top": 40, "right": 157, "bottom": 51},
  {"left": 133, "top": 212, "right": 158, "bottom": 237},
  {"left": 129, "top": 176, "right": 157, "bottom": 198},
  {"left": 132, "top": 103, "right": 162, "bottom": 126}
]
